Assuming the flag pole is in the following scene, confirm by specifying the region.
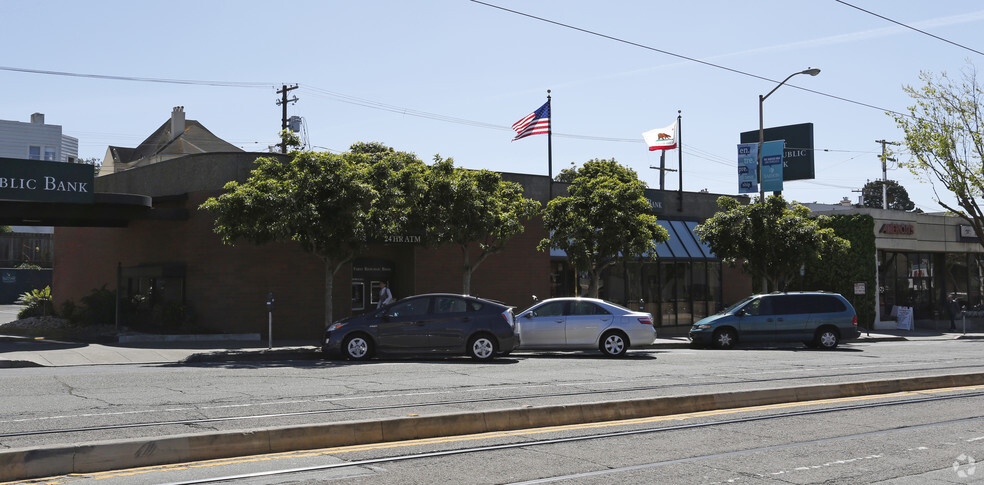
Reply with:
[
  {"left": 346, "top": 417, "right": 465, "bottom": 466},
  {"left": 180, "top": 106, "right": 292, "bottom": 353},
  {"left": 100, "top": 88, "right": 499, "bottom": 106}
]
[
  {"left": 677, "top": 110, "right": 683, "bottom": 212},
  {"left": 547, "top": 89, "right": 553, "bottom": 199}
]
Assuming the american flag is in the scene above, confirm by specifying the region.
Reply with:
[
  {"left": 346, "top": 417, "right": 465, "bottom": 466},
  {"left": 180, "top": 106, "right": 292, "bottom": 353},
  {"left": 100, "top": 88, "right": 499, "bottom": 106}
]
[{"left": 512, "top": 102, "right": 550, "bottom": 141}]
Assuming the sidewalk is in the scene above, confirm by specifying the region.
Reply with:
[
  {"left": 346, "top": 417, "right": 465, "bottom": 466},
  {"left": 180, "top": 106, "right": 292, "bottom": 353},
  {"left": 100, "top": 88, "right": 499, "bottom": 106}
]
[{"left": 2, "top": 328, "right": 982, "bottom": 368}]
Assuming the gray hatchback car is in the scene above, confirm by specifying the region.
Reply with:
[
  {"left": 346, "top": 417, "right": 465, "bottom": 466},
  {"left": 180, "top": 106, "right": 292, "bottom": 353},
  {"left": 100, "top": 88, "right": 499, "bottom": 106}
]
[{"left": 689, "top": 291, "right": 860, "bottom": 349}]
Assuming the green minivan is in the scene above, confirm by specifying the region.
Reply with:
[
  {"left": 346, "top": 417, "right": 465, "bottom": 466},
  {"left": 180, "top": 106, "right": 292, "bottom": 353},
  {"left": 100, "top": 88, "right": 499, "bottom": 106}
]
[{"left": 689, "top": 291, "right": 860, "bottom": 349}]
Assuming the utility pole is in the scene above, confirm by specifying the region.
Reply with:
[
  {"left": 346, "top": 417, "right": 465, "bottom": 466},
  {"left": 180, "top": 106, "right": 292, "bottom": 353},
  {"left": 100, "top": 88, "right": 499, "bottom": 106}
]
[
  {"left": 875, "top": 140, "right": 899, "bottom": 210},
  {"left": 276, "top": 84, "right": 299, "bottom": 153}
]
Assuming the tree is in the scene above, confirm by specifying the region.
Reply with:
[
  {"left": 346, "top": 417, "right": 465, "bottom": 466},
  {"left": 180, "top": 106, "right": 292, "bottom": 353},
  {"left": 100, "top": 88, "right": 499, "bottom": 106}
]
[
  {"left": 694, "top": 195, "right": 850, "bottom": 292},
  {"left": 860, "top": 179, "right": 916, "bottom": 211},
  {"left": 423, "top": 157, "right": 541, "bottom": 294},
  {"left": 200, "top": 149, "right": 385, "bottom": 327},
  {"left": 893, "top": 66, "right": 984, "bottom": 242},
  {"left": 79, "top": 157, "right": 102, "bottom": 176},
  {"left": 538, "top": 159, "right": 668, "bottom": 298}
]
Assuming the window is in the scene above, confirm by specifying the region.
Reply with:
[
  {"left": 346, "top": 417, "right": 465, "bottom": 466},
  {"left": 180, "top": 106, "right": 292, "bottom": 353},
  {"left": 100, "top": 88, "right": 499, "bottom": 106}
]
[
  {"left": 434, "top": 296, "right": 467, "bottom": 314},
  {"left": 532, "top": 301, "right": 565, "bottom": 317},
  {"left": 28, "top": 146, "right": 41, "bottom": 160},
  {"left": 570, "top": 301, "right": 610, "bottom": 316},
  {"left": 386, "top": 298, "right": 429, "bottom": 318},
  {"left": 44, "top": 147, "right": 57, "bottom": 161}
]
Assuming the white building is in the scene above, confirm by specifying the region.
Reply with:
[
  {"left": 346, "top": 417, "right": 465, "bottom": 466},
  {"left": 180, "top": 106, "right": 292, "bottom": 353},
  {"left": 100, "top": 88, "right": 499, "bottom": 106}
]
[{"left": 0, "top": 113, "right": 78, "bottom": 163}]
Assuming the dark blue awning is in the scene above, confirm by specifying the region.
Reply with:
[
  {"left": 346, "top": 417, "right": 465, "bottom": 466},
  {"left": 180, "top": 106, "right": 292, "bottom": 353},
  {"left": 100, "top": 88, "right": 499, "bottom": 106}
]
[{"left": 549, "top": 220, "right": 718, "bottom": 261}]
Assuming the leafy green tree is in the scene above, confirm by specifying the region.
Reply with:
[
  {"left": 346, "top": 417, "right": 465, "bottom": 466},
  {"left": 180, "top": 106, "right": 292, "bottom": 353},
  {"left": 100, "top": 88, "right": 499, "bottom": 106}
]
[
  {"left": 694, "top": 195, "right": 850, "bottom": 293},
  {"left": 893, "top": 67, "right": 984, "bottom": 241},
  {"left": 200, "top": 150, "right": 381, "bottom": 326},
  {"left": 538, "top": 159, "right": 667, "bottom": 298},
  {"left": 423, "top": 157, "right": 541, "bottom": 294},
  {"left": 860, "top": 179, "right": 916, "bottom": 211}
]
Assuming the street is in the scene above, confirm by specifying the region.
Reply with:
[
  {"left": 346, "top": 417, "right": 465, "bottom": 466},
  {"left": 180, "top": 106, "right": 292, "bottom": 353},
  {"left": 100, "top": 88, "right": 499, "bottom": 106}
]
[{"left": 3, "top": 337, "right": 984, "bottom": 483}]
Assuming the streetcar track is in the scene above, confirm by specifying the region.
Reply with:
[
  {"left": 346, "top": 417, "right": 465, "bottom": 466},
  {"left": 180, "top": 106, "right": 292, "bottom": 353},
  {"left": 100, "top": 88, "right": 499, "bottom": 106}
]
[
  {"left": 154, "top": 389, "right": 984, "bottom": 485},
  {"left": 4, "top": 364, "right": 984, "bottom": 439}
]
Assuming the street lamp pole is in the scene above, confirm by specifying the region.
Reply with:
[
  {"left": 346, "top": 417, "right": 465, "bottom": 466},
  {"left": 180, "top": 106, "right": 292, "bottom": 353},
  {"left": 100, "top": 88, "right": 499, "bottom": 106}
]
[{"left": 758, "top": 68, "right": 821, "bottom": 203}]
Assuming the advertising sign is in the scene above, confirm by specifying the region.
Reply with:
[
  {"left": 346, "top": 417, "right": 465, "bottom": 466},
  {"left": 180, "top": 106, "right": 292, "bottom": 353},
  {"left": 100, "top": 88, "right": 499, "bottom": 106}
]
[
  {"left": 737, "top": 143, "right": 758, "bottom": 194},
  {"left": 643, "top": 188, "right": 665, "bottom": 214},
  {"left": 739, "top": 123, "right": 815, "bottom": 181},
  {"left": 0, "top": 157, "right": 94, "bottom": 203},
  {"left": 761, "top": 140, "right": 785, "bottom": 192}
]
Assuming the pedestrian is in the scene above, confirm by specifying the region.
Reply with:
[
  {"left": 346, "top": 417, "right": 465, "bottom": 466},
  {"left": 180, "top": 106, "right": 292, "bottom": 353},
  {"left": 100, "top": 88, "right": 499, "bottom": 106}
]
[
  {"left": 946, "top": 294, "right": 961, "bottom": 331},
  {"left": 377, "top": 281, "right": 395, "bottom": 309}
]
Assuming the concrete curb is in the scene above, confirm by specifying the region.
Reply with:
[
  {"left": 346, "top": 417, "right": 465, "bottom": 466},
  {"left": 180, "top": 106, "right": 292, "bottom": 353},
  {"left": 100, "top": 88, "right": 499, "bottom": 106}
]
[{"left": 3, "top": 372, "right": 984, "bottom": 481}]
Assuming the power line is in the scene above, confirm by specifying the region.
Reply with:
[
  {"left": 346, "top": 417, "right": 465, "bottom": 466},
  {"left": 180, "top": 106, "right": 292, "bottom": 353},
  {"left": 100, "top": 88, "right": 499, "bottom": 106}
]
[
  {"left": 470, "top": 0, "right": 909, "bottom": 118},
  {"left": 0, "top": 65, "right": 274, "bottom": 88},
  {"left": 834, "top": 0, "right": 984, "bottom": 56}
]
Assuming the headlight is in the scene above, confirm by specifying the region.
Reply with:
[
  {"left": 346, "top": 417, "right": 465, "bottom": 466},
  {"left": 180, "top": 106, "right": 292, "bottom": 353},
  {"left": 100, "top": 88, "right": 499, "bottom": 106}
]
[
  {"left": 327, "top": 322, "right": 346, "bottom": 332},
  {"left": 693, "top": 324, "right": 712, "bottom": 330}
]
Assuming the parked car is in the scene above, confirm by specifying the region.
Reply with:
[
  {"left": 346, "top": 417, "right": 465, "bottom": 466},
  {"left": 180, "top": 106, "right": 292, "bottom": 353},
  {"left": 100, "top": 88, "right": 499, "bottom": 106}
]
[
  {"left": 514, "top": 297, "right": 656, "bottom": 357},
  {"left": 688, "top": 291, "right": 860, "bottom": 350},
  {"left": 322, "top": 293, "right": 518, "bottom": 361}
]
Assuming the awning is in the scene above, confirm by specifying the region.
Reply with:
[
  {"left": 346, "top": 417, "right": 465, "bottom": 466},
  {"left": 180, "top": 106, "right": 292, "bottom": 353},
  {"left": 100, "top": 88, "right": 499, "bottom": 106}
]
[{"left": 549, "top": 220, "right": 718, "bottom": 261}]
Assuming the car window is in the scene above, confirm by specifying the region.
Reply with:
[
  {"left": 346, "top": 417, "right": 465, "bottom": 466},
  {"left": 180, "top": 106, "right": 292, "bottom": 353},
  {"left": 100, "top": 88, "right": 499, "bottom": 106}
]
[
  {"left": 385, "top": 298, "right": 430, "bottom": 318},
  {"left": 743, "top": 297, "right": 775, "bottom": 316},
  {"left": 434, "top": 296, "right": 468, "bottom": 314},
  {"left": 807, "top": 295, "right": 847, "bottom": 313},
  {"left": 531, "top": 301, "right": 565, "bottom": 317},
  {"left": 466, "top": 300, "right": 484, "bottom": 312},
  {"left": 775, "top": 295, "right": 811, "bottom": 315},
  {"left": 570, "top": 301, "right": 610, "bottom": 316}
]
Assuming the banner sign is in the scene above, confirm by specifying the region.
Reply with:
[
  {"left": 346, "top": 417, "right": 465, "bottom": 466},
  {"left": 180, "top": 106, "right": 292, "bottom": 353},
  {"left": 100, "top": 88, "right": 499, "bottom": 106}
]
[
  {"left": 0, "top": 157, "right": 94, "bottom": 203},
  {"left": 761, "top": 140, "right": 785, "bottom": 192},
  {"left": 739, "top": 123, "right": 815, "bottom": 181},
  {"left": 737, "top": 143, "right": 758, "bottom": 194}
]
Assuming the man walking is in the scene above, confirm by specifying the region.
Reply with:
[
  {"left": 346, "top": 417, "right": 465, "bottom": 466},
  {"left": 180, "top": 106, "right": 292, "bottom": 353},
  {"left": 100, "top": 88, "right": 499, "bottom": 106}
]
[{"left": 946, "top": 294, "right": 961, "bottom": 331}]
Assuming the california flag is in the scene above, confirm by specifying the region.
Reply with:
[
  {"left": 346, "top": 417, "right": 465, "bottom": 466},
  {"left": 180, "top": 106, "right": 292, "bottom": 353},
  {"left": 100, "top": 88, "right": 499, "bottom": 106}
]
[{"left": 642, "top": 121, "right": 678, "bottom": 151}]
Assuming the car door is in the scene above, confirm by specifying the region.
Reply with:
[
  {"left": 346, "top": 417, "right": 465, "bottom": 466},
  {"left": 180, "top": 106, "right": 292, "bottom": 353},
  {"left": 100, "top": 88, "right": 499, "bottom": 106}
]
[
  {"left": 518, "top": 300, "right": 567, "bottom": 347},
  {"left": 565, "top": 300, "right": 611, "bottom": 346},
  {"left": 426, "top": 295, "right": 472, "bottom": 352},
  {"left": 774, "top": 295, "right": 813, "bottom": 341},
  {"left": 736, "top": 296, "right": 778, "bottom": 342},
  {"left": 374, "top": 297, "right": 432, "bottom": 352}
]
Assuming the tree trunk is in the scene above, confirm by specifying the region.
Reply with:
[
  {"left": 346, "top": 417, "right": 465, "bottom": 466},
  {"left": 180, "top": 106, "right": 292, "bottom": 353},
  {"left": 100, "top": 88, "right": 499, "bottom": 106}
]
[
  {"left": 461, "top": 245, "right": 471, "bottom": 295},
  {"left": 323, "top": 258, "right": 349, "bottom": 328},
  {"left": 586, "top": 268, "right": 601, "bottom": 298}
]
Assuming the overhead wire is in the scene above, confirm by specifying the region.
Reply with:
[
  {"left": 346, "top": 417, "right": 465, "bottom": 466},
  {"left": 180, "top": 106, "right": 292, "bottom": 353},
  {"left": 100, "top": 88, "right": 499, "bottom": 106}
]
[{"left": 834, "top": 0, "right": 984, "bottom": 56}]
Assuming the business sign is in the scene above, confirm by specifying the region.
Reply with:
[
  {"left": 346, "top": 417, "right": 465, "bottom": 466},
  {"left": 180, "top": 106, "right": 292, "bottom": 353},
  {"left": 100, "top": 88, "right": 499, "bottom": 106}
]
[
  {"left": 879, "top": 222, "right": 915, "bottom": 236},
  {"left": 737, "top": 143, "right": 758, "bottom": 194},
  {"left": 739, "top": 123, "right": 815, "bottom": 181},
  {"left": 0, "top": 157, "right": 94, "bottom": 203},
  {"left": 761, "top": 140, "right": 785, "bottom": 192},
  {"left": 959, "top": 224, "right": 981, "bottom": 242},
  {"left": 643, "top": 188, "right": 665, "bottom": 214}
]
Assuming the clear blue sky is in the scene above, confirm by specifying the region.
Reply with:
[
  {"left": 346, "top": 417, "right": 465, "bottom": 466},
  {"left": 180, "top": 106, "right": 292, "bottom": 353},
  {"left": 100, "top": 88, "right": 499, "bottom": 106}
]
[{"left": 4, "top": 0, "right": 983, "bottom": 212}]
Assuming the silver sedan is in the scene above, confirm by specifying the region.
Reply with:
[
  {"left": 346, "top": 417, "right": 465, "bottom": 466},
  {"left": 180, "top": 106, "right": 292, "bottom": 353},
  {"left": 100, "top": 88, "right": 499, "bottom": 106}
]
[{"left": 515, "top": 297, "right": 656, "bottom": 357}]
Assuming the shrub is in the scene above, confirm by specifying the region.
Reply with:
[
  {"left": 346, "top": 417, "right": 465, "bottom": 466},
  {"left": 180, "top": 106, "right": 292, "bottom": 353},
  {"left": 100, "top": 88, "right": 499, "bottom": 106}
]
[
  {"left": 16, "top": 286, "right": 54, "bottom": 319},
  {"left": 78, "top": 285, "right": 119, "bottom": 326}
]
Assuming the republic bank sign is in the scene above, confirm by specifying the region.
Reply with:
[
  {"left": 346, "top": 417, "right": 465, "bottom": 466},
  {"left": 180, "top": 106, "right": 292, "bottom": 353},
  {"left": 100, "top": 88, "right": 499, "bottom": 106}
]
[{"left": 0, "top": 157, "right": 94, "bottom": 204}]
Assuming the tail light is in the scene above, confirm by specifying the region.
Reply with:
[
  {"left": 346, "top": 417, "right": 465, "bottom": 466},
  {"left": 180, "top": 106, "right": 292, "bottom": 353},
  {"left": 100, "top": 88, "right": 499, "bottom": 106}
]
[
  {"left": 638, "top": 316, "right": 653, "bottom": 325},
  {"left": 502, "top": 310, "right": 515, "bottom": 327},
  {"left": 852, "top": 315, "right": 858, "bottom": 327}
]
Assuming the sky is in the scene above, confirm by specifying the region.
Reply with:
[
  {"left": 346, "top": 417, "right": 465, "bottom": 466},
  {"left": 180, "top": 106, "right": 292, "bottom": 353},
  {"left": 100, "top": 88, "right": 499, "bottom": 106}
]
[{"left": 4, "top": 0, "right": 984, "bottom": 212}]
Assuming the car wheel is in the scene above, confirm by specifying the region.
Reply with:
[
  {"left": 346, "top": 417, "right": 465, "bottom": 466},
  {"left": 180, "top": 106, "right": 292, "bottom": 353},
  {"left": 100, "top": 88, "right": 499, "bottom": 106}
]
[
  {"left": 343, "top": 334, "right": 373, "bottom": 361},
  {"left": 600, "top": 331, "right": 628, "bottom": 357},
  {"left": 815, "top": 328, "right": 840, "bottom": 349},
  {"left": 467, "top": 333, "right": 497, "bottom": 361},
  {"left": 713, "top": 328, "right": 737, "bottom": 350}
]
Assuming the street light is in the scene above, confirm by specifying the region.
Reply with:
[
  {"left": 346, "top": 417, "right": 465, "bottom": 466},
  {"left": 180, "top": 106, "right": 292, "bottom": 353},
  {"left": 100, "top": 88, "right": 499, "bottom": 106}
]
[{"left": 758, "top": 67, "right": 821, "bottom": 203}]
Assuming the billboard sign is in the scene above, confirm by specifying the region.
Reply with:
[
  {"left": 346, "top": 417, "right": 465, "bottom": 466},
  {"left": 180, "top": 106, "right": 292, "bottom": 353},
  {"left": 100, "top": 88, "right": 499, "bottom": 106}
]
[{"left": 739, "top": 122, "right": 815, "bottom": 181}]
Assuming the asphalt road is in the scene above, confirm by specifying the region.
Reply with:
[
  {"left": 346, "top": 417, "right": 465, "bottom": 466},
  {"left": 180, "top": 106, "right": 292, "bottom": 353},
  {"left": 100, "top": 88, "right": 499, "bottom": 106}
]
[
  {"left": 18, "top": 382, "right": 984, "bottom": 484},
  {"left": 3, "top": 339, "right": 983, "bottom": 451}
]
